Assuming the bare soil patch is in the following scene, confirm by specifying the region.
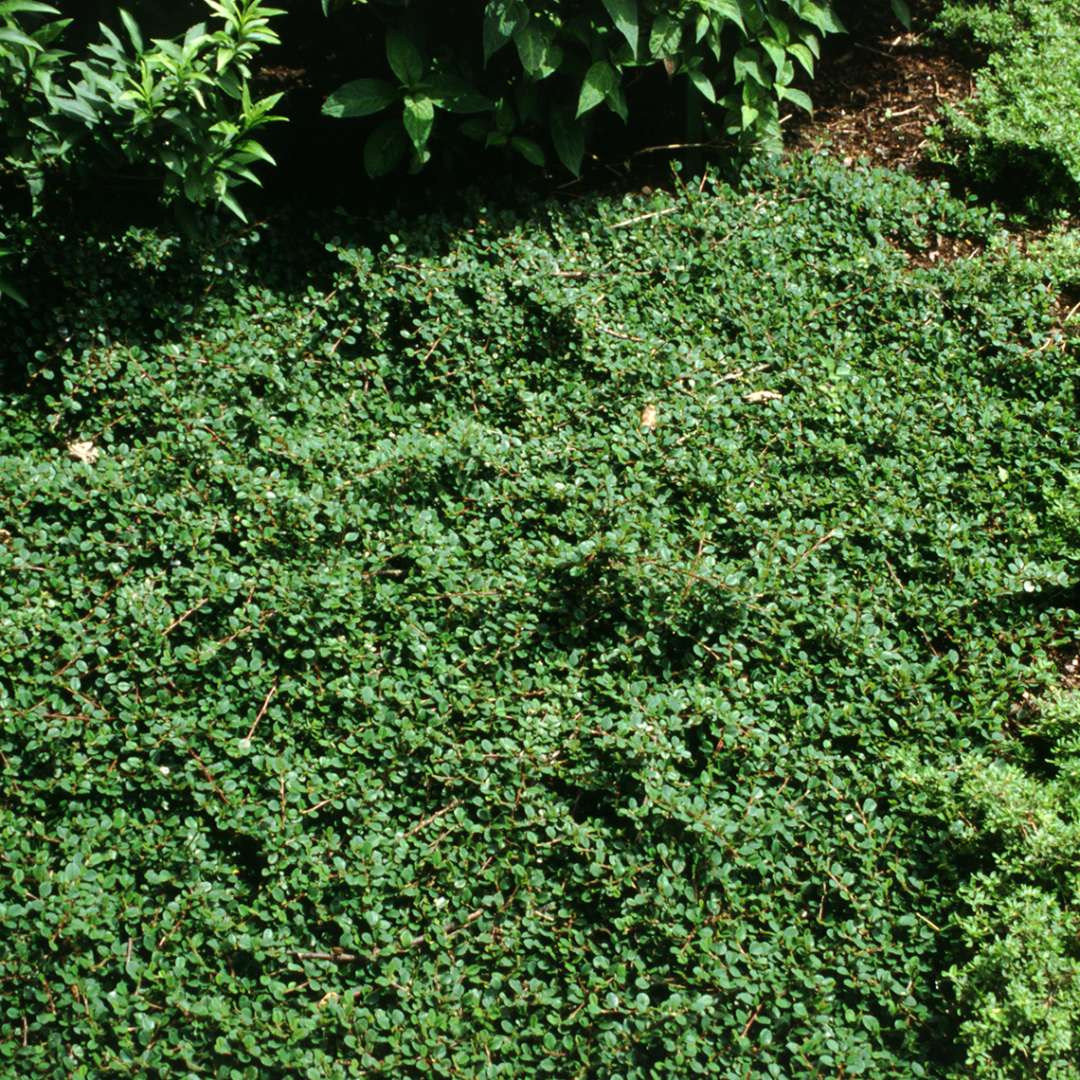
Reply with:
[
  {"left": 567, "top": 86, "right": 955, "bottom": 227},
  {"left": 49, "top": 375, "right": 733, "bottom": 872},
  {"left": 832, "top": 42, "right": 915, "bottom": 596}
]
[{"left": 786, "top": 11, "right": 973, "bottom": 176}]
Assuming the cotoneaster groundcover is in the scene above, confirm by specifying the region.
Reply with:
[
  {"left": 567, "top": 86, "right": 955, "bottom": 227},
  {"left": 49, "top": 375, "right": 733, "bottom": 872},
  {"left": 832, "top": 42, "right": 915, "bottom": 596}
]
[{"left": 1, "top": 154, "right": 1078, "bottom": 1077}]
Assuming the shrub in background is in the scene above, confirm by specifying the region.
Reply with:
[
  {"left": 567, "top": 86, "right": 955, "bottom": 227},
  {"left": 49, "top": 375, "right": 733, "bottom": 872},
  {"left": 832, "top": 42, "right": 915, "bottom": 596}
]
[
  {"left": 905, "top": 687, "right": 1080, "bottom": 1077},
  {"left": 930, "top": 0, "right": 1080, "bottom": 215},
  {"left": 0, "top": 0, "right": 285, "bottom": 217},
  {"left": 321, "top": 0, "right": 912, "bottom": 177}
]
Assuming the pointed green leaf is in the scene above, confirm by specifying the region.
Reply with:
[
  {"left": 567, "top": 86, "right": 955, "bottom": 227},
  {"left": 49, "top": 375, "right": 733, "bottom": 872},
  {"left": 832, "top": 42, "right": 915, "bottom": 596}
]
[
  {"left": 797, "top": 1, "right": 845, "bottom": 35},
  {"left": 402, "top": 93, "right": 434, "bottom": 153},
  {"left": 649, "top": 13, "right": 681, "bottom": 59},
  {"left": 764, "top": 14, "right": 790, "bottom": 45},
  {"left": 0, "top": 0, "right": 58, "bottom": 15},
  {"left": 576, "top": 60, "right": 617, "bottom": 118},
  {"left": 483, "top": 13, "right": 509, "bottom": 64},
  {"left": 759, "top": 36, "right": 786, "bottom": 74},
  {"left": 787, "top": 42, "right": 814, "bottom": 79},
  {"left": 606, "top": 83, "right": 628, "bottom": 123},
  {"left": 424, "top": 74, "right": 490, "bottom": 114},
  {"left": 514, "top": 22, "right": 556, "bottom": 78},
  {"left": 550, "top": 107, "right": 584, "bottom": 175},
  {"left": 688, "top": 68, "right": 716, "bottom": 104},
  {"left": 890, "top": 0, "right": 912, "bottom": 28},
  {"left": 510, "top": 136, "right": 545, "bottom": 166},
  {"left": 386, "top": 28, "right": 424, "bottom": 86},
  {"left": 364, "top": 117, "right": 408, "bottom": 177},
  {"left": 733, "top": 47, "right": 768, "bottom": 87},
  {"left": 236, "top": 138, "right": 275, "bottom": 165},
  {"left": 0, "top": 26, "right": 42, "bottom": 50},
  {"left": 700, "top": 0, "right": 745, "bottom": 33},
  {"left": 322, "top": 78, "right": 398, "bottom": 119},
  {"left": 218, "top": 189, "right": 248, "bottom": 222},
  {"left": 497, "top": 0, "right": 528, "bottom": 37},
  {"left": 777, "top": 84, "right": 813, "bottom": 113},
  {"left": 118, "top": 7, "right": 142, "bottom": 52},
  {"left": 51, "top": 94, "right": 98, "bottom": 123},
  {"left": 0, "top": 274, "right": 27, "bottom": 306},
  {"left": 483, "top": 1, "right": 527, "bottom": 63},
  {"left": 601, "top": 0, "right": 638, "bottom": 55}
]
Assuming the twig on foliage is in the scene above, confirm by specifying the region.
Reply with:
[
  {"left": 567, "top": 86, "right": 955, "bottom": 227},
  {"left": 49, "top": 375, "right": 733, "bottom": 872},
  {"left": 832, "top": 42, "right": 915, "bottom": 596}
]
[
  {"left": 327, "top": 318, "right": 358, "bottom": 358},
  {"left": 806, "top": 286, "right": 876, "bottom": 321},
  {"left": 631, "top": 141, "right": 714, "bottom": 157},
  {"left": 292, "top": 949, "right": 360, "bottom": 963},
  {"left": 680, "top": 536, "right": 708, "bottom": 602},
  {"left": 77, "top": 567, "right": 137, "bottom": 625},
  {"left": 245, "top": 678, "right": 278, "bottom": 742},
  {"left": 914, "top": 911, "right": 943, "bottom": 933},
  {"left": 610, "top": 207, "right": 678, "bottom": 229},
  {"left": 740, "top": 1003, "right": 764, "bottom": 1038},
  {"left": 420, "top": 335, "right": 443, "bottom": 363},
  {"left": 792, "top": 529, "right": 838, "bottom": 567},
  {"left": 290, "top": 908, "right": 486, "bottom": 967},
  {"left": 405, "top": 798, "right": 462, "bottom": 837},
  {"left": 596, "top": 325, "right": 646, "bottom": 342},
  {"left": 162, "top": 597, "right": 209, "bottom": 636},
  {"left": 188, "top": 748, "right": 230, "bottom": 806},
  {"left": 884, "top": 558, "right": 906, "bottom": 592}
]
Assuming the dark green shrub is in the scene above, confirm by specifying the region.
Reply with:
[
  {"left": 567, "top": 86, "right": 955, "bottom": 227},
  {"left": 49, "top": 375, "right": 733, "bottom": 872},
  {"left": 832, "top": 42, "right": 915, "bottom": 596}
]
[
  {"left": 0, "top": 0, "right": 285, "bottom": 216},
  {"left": 2, "top": 153, "right": 1078, "bottom": 1076},
  {"left": 930, "top": 0, "right": 1080, "bottom": 215},
  {"left": 905, "top": 687, "right": 1080, "bottom": 1077},
  {"left": 321, "top": 0, "right": 913, "bottom": 176}
]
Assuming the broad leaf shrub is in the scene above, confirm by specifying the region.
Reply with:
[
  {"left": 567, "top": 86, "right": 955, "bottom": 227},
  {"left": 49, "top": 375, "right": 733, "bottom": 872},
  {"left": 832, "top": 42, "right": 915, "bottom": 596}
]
[
  {"left": 930, "top": 0, "right": 1080, "bottom": 215},
  {"left": 0, "top": 0, "right": 284, "bottom": 218},
  {"left": 2, "top": 153, "right": 1079, "bottom": 1076},
  {"left": 904, "top": 687, "right": 1080, "bottom": 1077},
  {"left": 320, "top": 0, "right": 911, "bottom": 177}
]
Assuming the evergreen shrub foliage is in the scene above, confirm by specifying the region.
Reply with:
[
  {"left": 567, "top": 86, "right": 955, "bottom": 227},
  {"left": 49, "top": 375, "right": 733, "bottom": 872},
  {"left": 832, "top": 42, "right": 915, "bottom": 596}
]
[
  {"left": 930, "top": 0, "right": 1080, "bottom": 214},
  {"left": 907, "top": 687, "right": 1080, "bottom": 1078},
  {"left": 1, "top": 154, "right": 1078, "bottom": 1076}
]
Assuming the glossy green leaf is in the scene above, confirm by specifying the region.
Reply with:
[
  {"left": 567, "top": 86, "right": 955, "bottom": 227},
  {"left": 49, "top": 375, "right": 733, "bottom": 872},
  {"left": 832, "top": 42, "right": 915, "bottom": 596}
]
[
  {"left": 363, "top": 115, "right": 408, "bottom": 176},
  {"left": 649, "top": 12, "right": 681, "bottom": 58},
  {"left": 601, "top": 0, "right": 638, "bottom": 55},
  {"left": 576, "top": 60, "right": 618, "bottom": 117},
  {"left": 688, "top": 67, "right": 716, "bottom": 103},
  {"left": 550, "top": 105, "right": 584, "bottom": 173},
  {"left": 322, "top": 78, "right": 398, "bottom": 119},
  {"left": 402, "top": 93, "right": 434, "bottom": 152},
  {"left": 386, "top": 27, "right": 424, "bottom": 86},
  {"left": 510, "top": 135, "right": 544, "bottom": 165}
]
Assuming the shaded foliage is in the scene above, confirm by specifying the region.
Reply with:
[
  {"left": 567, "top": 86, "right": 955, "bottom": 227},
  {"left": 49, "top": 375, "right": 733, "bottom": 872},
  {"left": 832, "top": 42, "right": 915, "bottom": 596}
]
[{"left": 1, "top": 154, "right": 1078, "bottom": 1075}]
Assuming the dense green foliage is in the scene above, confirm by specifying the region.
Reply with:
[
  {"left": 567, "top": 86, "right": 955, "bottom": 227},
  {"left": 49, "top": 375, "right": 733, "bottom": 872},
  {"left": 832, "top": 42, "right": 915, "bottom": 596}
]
[
  {"left": 0, "top": 0, "right": 284, "bottom": 216},
  {"left": 907, "top": 687, "right": 1080, "bottom": 1077},
  {"left": 0, "top": 0, "right": 912, "bottom": 306},
  {"left": 320, "top": 0, "right": 848, "bottom": 177},
  {"left": 2, "top": 153, "right": 1078, "bottom": 1075},
  {"left": 930, "top": 0, "right": 1080, "bottom": 215}
]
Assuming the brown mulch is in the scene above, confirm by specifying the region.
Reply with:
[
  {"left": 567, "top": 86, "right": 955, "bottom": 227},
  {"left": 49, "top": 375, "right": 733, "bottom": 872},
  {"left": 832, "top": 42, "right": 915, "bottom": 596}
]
[{"left": 785, "top": 26, "right": 974, "bottom": 175}]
